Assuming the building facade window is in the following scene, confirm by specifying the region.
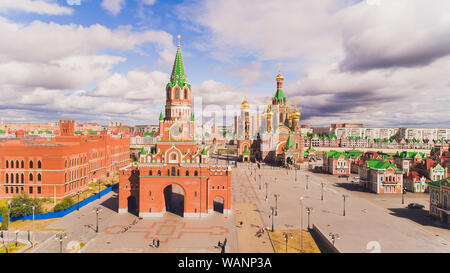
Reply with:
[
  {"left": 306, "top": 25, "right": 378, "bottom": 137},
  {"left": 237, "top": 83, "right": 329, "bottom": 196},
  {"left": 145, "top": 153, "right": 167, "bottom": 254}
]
[
  {"left": 38, "top": 161, "right": 42, "bottom": 168},
  {"left": 194, "top": 170, "right": 198, "bottom": 176},
  {"left": 29, "top": 173, "right": 33, "bottom": 181},
  {"left": 29, "top": 187, "right": 33, "bottom": 194},
  {"left": 37, "top": 186, "right": 41, "bottom": 194},
  {"left": 29, "top": 160, "right": 33, "bottom": 168}
]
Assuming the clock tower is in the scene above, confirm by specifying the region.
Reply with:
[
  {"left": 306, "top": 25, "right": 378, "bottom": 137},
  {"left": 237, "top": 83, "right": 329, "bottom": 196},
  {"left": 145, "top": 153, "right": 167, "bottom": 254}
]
[{"left": 159, "top": 35, "right": 195, "bottom": 141}]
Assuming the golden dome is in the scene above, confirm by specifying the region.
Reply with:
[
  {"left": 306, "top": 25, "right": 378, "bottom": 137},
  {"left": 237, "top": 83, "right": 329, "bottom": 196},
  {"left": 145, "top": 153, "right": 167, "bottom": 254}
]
[
  {"left": 291, "top": 107, "right": 301, "bottom": 119},
  {"left": 241, "top": 99, "right": 250, "bottom": 109},
  {"left": 276, "top": 73, "right": 284, "bottom": 82}
]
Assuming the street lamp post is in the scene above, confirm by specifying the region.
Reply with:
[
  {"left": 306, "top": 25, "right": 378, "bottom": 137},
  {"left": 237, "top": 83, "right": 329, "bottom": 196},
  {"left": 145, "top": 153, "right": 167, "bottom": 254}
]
[
  {"left": 265, "top": 182, "right": 268, "bottom": 201},
  {"left": 402, "top": 186, "right": 406, "bottom": 204},
  {"left": 299, "top": 196, "right": 304, "bottom": 253},
  {"left": 270, "top": 206, "right": 275, "bottom": 231},
  {"left": 55, "top": 232, "right": 67, "bottom": 253},
  {"left": 75, "top": 190, "right": 81, "bottom": 211},
  {"left": 321, "top": 182, "right": 324, "bottom": 201},
  {"left": 23, "top": 204, "right": 35, "bottom": 247},
  {"left": 7, "top": 200, "right": 11, "bottom": 253},
  {"left": 94, "top": 207, "right": 102, "bottom": 233},
  {"left": 274, "top": 194, "right": 280, "bottom": 216},
  {"left": 342, "top": 194, "right": 348, "bottom": 216},
  {"left": 98, "top": 180, "right": 101, "bottom": 199},
  {"left": 283, "top": 232, "right": 293, "bottom": 253},
  {"left": 306, "top": 207, "right": 313, "bottom": 230}
]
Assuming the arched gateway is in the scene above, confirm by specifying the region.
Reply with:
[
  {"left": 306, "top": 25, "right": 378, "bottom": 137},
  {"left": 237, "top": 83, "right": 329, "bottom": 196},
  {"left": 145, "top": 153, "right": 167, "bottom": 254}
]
[{"left": 118, "top": 37, "right": 232, "bottom": 218}]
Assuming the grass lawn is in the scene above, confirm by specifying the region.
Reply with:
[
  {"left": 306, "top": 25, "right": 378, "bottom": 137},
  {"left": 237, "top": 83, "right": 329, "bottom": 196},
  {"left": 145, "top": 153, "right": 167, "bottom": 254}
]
[
  {"left": 268, "top": 229, "right": 321, "bottom": 253},
  {"left": 0, "top": 242, "right": 26, "bottom": 253},
  {"left": 9, "top": 218, "right": 64, "bottom": 231}
]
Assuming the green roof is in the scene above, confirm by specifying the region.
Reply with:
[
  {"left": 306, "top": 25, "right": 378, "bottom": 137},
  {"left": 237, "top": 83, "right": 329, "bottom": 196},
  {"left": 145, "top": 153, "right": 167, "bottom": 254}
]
[
  {"left": 273, "top": 88, "right": 286, "bottom": 102},
  {"left": 159, "top": 112, "right": 164, "bottom": 121},
  {"left": 428, "top": 177, "right": 450, "bottom": 188},
  {"left": 140, "top": 147, "right": 147, "bottom": 154},
  {"left": 0, "top": 129, "right": 5, "bottom": 134},
  {"left": 75, "top": 131, "right": 82, "bottom": 134},
  {"left": 144, "top": 132, "right": 154, "bottom": 137},
  {"left": 190, "top": 112, "right": 195, "bottom": 121},
  {"left": 167, "top": 39, "right": 190, "bottom": 89},
  {"left": 202, "top": 148, "right": 208, "bottom": 155},
  {"left": 243, "top": 146, "right": 249, "bottom": 155},
  {"left": 286, "top": 134, "right": 294, "bottom": 147},
  {"left": 367, "top": 159, "right": 401, "bottom": 172}
]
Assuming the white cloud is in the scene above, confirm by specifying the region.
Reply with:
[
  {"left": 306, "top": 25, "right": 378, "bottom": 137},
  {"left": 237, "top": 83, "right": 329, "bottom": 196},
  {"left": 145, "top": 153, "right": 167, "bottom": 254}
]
[
  {"left": 101, "top": 0, "right": 126, "bottom": 16},
  {"left": 0, "top": 0, "right": 73, "bottom": 15},
  {"left": 179, "top": 0, "right": 450, "bottom": 127},
  {"left": 226, "top": 62, "right": 268, "bottom": 86}
]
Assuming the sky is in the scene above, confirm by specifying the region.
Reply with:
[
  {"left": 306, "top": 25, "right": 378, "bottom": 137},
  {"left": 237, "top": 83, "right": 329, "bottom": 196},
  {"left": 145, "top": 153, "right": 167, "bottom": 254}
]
[{"left": 0, "top": 0, "right": 449, "bottom": 128}]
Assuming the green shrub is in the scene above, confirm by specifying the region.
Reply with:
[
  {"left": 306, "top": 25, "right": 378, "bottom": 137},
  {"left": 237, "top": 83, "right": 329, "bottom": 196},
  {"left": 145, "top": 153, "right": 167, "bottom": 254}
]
[
  {"left": 9, "top": 194, "right": 43, "bottom": 219},
  {"left": 53, "top": 197, "right": 74, "bottom": 212}
]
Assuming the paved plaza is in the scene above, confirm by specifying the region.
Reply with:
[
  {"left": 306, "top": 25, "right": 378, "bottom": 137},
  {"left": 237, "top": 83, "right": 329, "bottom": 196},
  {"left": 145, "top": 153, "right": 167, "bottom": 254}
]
[
  {"left": 18, "top": 159, "right": 450, "bottom": 253},
  {"left": 241, "top": 163, "right": 450, "bottom": 253}
]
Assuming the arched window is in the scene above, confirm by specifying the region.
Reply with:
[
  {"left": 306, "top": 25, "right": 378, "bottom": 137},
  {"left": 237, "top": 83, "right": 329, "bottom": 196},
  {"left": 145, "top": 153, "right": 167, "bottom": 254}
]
[
  {"left": 167, "top": 169, "right": 170, "bottom": 176},
  {"left": 21, "top": 161, "right": 24, "bottom": 168},
  {"left": 158, "top": 170, "right": 161, "bottom": 176},
  {"left": 10, "top": 161, "right": 13, "bottom": 168},
  {"left": 171, "top": 167, "right": 176, "bottom": 176},
  {"left": 16, "top": 174, "right": 19, "bottom": 184},
  {"left": 5, "top": 187, "right": 8, "bottom": 194},
  {"left": 38, "top": 173, "right": 42, "bottom": 182},
  {"left": 184, "top": 89, "right": 188, "bottom": 100},
  {"left": 5, "top": 174, "right": 8, "bottom": 184},
  {"left": 186, "top": 170, "right": 189, "bottom": 176},
  {"left": 177, "top": 169, "right": 180, "bottom": 176},
  {"left": 194, "top": 170, "right": 198, "bottom": 176},
  {"left": 29, "top": 160, "right": 33, "bottom": 168},
  {"left": 6, "top": 161, "right": 8, "bottom": 168},
  {"left": 167, "top": 88, "right": 171, "bottom": 99},
  {"left": 38, "top": 161, "right": 42, "bottom": 168},
  {"left": 175, "top": 88, "right": 179, "bottom": 99},
  {"left": 15, "top": 160, "right": 19, "bottom": 168},
  {"left": 149, "top": 170, "right": 153, "bottom": 176},
  {"left": 29, "top": 173, "right": 33, "bottom": 182},
  {"left": 21, "top": 174, "right": 24, "bottom": 184}
]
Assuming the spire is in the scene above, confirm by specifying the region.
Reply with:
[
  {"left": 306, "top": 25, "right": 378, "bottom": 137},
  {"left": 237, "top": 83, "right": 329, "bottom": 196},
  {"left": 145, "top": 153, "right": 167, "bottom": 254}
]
[
  {"left": 273, "top": 62, "right": 286, "bottom": 103},
  {"left": 169, "top": 34, "right": 187, "bottom": 88},
  {"left": 159, "top": 112, "right": 164, "bottom": 121},
  {"left": 286, "top": 134, "right": 294, "bottom": 147}
]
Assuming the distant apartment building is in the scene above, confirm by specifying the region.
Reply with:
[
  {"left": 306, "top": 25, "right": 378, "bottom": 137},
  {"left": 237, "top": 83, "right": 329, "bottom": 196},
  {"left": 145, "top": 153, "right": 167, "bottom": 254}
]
[
  {"left": 330, "top": 123, "right": 450, "bottom": 141},
  {"left": 0, "top": 120, "right": 130, "bottom": 199}
]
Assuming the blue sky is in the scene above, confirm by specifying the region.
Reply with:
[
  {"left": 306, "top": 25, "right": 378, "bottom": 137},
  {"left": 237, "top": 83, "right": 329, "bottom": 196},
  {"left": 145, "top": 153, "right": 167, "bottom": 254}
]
[{"left": 0, "top": 0, "right": 449, "bottom": 127}]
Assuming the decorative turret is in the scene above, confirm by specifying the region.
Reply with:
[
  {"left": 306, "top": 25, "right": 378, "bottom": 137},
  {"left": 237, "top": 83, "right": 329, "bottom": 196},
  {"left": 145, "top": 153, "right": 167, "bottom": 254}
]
[{"left": 273, "top": 63, "right": 286, "bottom": 105}]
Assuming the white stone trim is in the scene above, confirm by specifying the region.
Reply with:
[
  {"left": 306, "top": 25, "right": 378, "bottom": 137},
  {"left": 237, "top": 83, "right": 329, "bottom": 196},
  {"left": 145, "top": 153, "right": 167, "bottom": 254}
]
[
  {"left": 118, "top": 208, "right": 128, "bottom": 213},
  {"left": 139, "top": 212, "right": 165, "bottom": 217}
]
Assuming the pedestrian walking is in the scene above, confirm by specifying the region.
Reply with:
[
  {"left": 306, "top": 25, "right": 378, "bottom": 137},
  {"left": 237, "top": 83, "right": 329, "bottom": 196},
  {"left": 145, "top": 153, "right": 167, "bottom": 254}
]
[
  {"left": 218, "top": 241, "right": 221, "bottom": 247},
  {"left": 223, "top": 237, "right": 227, "bottom": 247},
  {"left": 152, "top": 239, "right": 155, "bottom": 246},
  {"left": 156, "top": 239, "right": 160, "bottom": 248}
]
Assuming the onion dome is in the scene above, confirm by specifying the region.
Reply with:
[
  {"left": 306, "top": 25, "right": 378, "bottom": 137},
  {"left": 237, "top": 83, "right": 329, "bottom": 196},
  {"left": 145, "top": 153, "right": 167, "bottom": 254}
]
[
  {"left": 291, "top": 105, "right": 301, "bottom": 119},
  {"left": 241, "top": 98, "right": 250, "bottom": 109}
]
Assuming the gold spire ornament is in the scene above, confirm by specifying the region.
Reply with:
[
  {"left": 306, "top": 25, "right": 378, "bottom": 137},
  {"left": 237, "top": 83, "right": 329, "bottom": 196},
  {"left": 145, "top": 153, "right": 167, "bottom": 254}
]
[
  {"left": 276, "top": 62, "right": 284, "bottom": 82},
  {"left": 241, "top": 89, "right": 250, "bottom": 109}
]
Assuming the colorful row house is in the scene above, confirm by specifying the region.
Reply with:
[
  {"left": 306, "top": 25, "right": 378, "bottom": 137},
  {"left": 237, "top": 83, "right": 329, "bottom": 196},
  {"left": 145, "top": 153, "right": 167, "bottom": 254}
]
[
  {"left": 429, "top": 177, "right": 450, "bottom": 227},
  {"left": 359, "top": 159, "right": 404, "bottom": 194}
]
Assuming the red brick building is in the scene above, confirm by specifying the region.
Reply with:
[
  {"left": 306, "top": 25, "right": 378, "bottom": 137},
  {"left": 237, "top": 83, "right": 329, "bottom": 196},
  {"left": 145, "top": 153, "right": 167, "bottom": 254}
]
[
  {"left": 118, "top": 37, "right": 232, "bottom": 218},
  {"left": 0, "top": 120, "right": 129, "bottom": 199}
]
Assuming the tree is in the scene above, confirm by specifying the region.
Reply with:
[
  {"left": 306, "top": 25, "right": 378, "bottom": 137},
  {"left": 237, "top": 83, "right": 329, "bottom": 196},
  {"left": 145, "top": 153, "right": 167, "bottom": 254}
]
[
  {"left": 53, "top": 197, "right": 74, "bottom": 212},
  {"left": 9, "top": 194, "right": 43, "bottom": 219}
]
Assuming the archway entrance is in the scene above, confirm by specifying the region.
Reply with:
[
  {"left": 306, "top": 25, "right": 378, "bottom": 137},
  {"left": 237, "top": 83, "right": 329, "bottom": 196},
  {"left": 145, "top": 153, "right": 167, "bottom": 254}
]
[
  {"left": 127, "top": 196, "right": 138, "bottom": 216},
  {"left": 163, "top": 184, "right": 185, "bottom": 217},
  {"left": 213, "top": 196, "right": 224, "bottom": 213}
]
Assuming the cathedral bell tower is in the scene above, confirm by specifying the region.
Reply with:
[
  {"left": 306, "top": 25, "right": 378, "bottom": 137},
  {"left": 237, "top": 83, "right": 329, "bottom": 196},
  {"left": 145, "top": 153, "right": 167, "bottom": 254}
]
[{"left": 165, "top": 35, "right": 192, "bottom": 122}]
